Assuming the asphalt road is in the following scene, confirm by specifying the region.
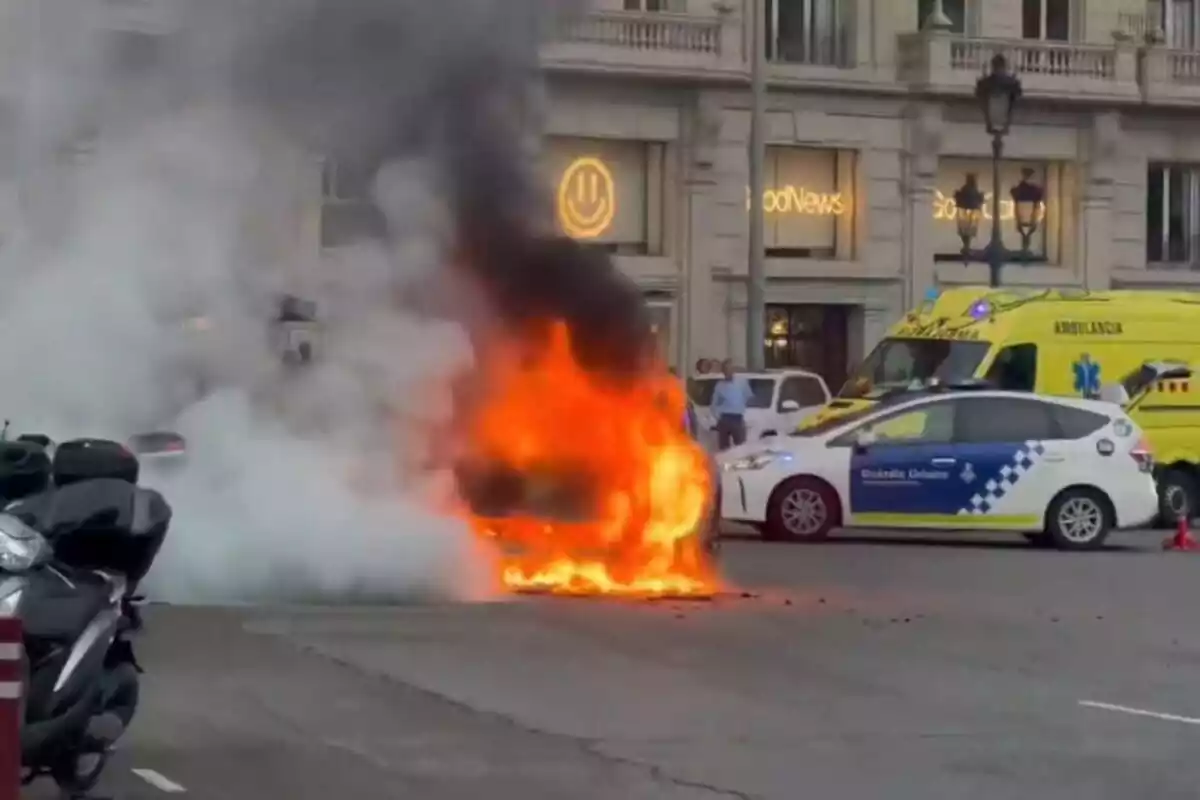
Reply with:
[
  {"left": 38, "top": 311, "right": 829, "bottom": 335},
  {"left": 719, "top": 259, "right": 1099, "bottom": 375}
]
[{"left": 32, "top": 527, "right": 1200, "bottom": 800}]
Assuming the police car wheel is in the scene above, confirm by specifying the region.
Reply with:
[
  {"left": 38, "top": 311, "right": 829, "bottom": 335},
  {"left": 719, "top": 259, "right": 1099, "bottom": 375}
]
[
  {"left": 1045, "top": 488, "right": 1112, "bottom": 551},
  {"left": 765, "top": 477, "right": 838, "bottom": 542},
  {"left": 1156, "top": 468, "right": 1197, "bottom": 529}
]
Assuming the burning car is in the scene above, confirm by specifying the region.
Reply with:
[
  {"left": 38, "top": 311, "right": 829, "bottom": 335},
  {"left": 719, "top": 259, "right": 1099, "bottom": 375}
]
[
  {"left": 459, "top": 393, "right": 720, "bottom": 552},
  {"left": 454, "top": 322, "right": 722, "bottom": 598}
]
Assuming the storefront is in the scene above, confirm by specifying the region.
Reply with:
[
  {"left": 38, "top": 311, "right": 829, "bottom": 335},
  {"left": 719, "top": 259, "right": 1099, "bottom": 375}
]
[
  {"left": 931, "top": 158, "right": 1064, "bottom": 263},
  {"left": 764, "top": 303, "right": 849, "bottom": 389},
  {"left": 542, "top": 136, "right": 665, "bottom": 256},
  {"left": 752, "top": 147, "right": 856, "bottom": 387},
  {"left": 542, "top": 136, "right": 679, "bottom": 367},
  {"left": 757, "top": 146, "right": 856, "bottom": 260}
]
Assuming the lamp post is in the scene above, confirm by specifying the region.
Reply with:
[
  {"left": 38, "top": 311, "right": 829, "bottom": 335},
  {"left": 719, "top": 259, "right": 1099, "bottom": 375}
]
[
  {"left": 746, "top": 0, "right": 767, "bottom": 370},
  {"left": 953, "top": 53, "right": 1044, "bottom": 288}
]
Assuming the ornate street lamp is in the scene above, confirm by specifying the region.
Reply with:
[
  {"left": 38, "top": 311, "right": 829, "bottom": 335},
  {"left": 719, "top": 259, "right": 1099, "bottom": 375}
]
[
  {"left": 954, "top": 52, "right": 1038, "bottom": 287},
  {"left": 953, "top": 174, "right": 985, "bottom": 262},
  {"left": 976, "top": 53, "right": 1022, "bottom": 137},
  {"left": 1010, "top": 166, "right": 1045, "bottom": 251}
]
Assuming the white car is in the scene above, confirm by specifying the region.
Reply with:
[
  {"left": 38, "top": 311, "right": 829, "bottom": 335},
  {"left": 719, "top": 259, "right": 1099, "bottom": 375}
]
[
  {"left": 689, "top": 369, "right": 831, "bottom": 449},
  {"left": 719, "top": 388, "right": 1159, "bottom": 550}
]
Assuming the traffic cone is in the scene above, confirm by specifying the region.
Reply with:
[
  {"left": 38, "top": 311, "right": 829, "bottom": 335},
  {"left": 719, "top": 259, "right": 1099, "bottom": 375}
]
[{"left": 1163, "top": 516, "right": 1200, "bottom": 551}]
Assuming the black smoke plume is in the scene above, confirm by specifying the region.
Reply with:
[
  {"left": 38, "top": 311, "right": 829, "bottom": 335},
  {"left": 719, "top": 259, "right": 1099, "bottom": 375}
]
[
  {"left": 0, "top": 0, "right": 661, "bottom": 603},
  {"left": 227, "top": 0, "right": 656, "bottom": 379}
]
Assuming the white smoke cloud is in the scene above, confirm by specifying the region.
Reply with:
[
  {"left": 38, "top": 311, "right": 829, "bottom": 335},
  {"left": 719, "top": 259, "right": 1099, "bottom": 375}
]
[{"left": 0, "top": 0, "right": 578, "bottom": 603}]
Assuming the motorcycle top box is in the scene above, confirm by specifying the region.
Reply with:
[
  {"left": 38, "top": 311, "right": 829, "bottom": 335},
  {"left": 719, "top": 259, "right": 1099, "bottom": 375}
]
[
  {"left": 6, "top": 478, "right": 171, "bottom": 586},
  {"left": 0, "top": 439, "right": 52, "bottom": 503},
  {"left": 52, "top": 438, "right": 139, "bottom": 488}
]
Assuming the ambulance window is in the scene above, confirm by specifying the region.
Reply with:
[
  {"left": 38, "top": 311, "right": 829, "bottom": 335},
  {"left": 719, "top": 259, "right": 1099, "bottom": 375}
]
[
  {"left": 954, "top": 397, "right": 1056, "bottom": 442},
  {"left": 840, "top": 339, "right": 990, "bottom": 398},
  {"left": 986, "top": 344, "right": 1037, "bottom": 392}
]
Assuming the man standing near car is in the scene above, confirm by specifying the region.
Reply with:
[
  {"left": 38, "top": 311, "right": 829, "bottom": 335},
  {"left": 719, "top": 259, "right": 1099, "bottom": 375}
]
[{"left": 712, "top": 359, "right": 754, "bottom": 450}]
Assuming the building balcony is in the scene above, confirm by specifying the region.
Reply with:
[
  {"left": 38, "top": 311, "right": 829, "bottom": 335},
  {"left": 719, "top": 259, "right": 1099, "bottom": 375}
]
[
  {"left": 541, "top": 7, "right": 881, "bottom": 88},
  {"left": 541, "top": 9, "right": 741, "bottom": 79},
  {"left": 1141, "top": 46, "right": 1200, "bottom": 105},
  {"left": 542, "top": 8, "right": 1200, "bottom": 111},
  {"left": 897, "top": 31, "right": 1142, "bottom": 102}
]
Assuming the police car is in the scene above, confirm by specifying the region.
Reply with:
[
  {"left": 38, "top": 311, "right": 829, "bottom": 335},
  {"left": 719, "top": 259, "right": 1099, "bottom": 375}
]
[{"left": 719, "top": 386, "right": 1158, "bottom": 550}]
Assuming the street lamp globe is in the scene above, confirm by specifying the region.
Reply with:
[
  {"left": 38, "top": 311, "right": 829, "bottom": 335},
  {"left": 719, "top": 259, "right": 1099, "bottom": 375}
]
[
  {"left": 976, "top": 53, "right": 1022, "bottom": 136},
  {"left": 1010, "top": 167, "right": 1045, "bottom": 242},
  {"left": 953, "top": 175, "right": 985, "bottom": 248}
]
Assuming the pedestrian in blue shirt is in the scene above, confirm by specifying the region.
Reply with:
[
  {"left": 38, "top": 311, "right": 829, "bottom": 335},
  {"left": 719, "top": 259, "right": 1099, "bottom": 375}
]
[{"left": 712, "top": 359, "right": 754, "bottom": 450}]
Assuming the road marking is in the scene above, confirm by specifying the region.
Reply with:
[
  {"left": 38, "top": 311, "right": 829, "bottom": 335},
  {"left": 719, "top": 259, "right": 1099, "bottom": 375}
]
[
  {"left": 132, "top": 769, "right": 187, "bottom": 793},
  {"left": 1079, "top": 700, "right": 1200, "bottom": 726}
]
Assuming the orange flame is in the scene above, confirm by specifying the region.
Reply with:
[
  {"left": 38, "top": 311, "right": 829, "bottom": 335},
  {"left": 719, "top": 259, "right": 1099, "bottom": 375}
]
[{"left": 463, "top": 321, "right": 719, "bottom": 597}]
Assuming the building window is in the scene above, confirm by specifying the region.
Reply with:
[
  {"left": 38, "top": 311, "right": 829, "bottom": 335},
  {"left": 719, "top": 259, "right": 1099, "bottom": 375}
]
[
  {"left": 319, "top": 160, "right": 388, "bottom": 249},
  {"left": 1022, "top": 0, "right": 1072, "bottom": 40},
  {"left": 931, "top": 159, "right": 1064, "bottom": 264},
  {"left": 757, "top": 147, "right": 856, "bottom": 259},
  {"left": 1151, "top": 0, "right": 1200, "bottom": 49},
  {"left": 766, "top": 0, "right": 851, "bottom": 67},
  {"left": 917, "top": 0, "right": 973, "bottom": 33},
  {"left": 764, "top": 304, "right": 849, "bottom": 388},
  {"left": 543, "top": 137, "right": 665, "bottom": 256},
  {"left": 1147, "top": 163, "right": 1200, "bottom": 266}
]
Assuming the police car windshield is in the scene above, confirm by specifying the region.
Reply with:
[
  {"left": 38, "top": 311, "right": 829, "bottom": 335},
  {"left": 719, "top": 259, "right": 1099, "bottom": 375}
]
[
  {"left": 789, "top": 408, "right": 877, "bottom": 438},
  {"left": 839, "top": 338, "right": 990, "bottom": 399}
]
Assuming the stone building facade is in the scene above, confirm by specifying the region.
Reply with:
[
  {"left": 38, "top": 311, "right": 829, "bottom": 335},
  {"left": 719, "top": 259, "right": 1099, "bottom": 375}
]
[
  {"left": 53, "top": 0, "right": 1200, "bottom": 388},
  {"left": 471, "top": 0, "right": 1200, "bottom": 389}
]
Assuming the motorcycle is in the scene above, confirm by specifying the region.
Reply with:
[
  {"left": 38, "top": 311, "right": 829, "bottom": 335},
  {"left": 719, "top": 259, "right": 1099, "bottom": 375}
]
[{"left": 0, "top": 431, "right": 173, "bottom": 799}]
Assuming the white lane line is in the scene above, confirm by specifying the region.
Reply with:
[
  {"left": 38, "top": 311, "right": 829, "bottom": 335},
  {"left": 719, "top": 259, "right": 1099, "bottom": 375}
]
[
  {"left": 132, "top": 768, "right": 187, "bottom": 793},
  {"left": 1079, "top": 700, "right": 1200, "bottom": 726}
]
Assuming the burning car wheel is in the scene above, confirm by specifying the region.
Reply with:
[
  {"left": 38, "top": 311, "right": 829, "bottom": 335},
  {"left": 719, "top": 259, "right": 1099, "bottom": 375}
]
[{"left": 765, "top": 477, "right": 838, "bottom": 542}]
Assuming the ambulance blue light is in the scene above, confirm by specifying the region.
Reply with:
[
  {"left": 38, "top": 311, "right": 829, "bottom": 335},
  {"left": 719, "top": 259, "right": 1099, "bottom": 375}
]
[
  {"left": 924, "top": 287, "right": 940, "bottom": 301},
  {"left": 968, "top": 300, "right": 991, "bottom": 319}
]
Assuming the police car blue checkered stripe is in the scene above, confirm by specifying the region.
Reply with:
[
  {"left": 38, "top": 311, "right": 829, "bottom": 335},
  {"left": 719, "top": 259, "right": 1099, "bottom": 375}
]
[{"left": 957, "top": 440, "right": 1047, "bottom": 516}]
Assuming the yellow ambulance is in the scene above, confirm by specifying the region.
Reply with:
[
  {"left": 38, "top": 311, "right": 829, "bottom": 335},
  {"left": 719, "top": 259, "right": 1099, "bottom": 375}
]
[{"left": 802, "top": 287, "right": 1200, "bottom": 525}]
